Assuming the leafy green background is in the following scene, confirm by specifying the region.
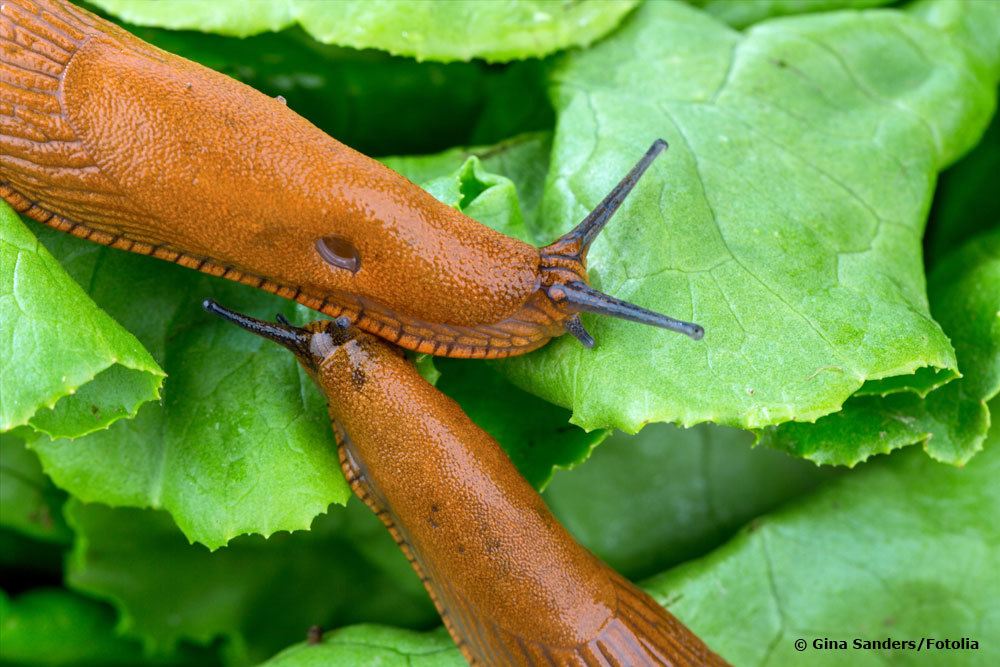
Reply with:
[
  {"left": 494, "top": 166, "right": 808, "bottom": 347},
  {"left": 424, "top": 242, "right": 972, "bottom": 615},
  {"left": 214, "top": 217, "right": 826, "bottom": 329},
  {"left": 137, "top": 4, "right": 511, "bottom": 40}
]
[
  {"left": 1, "top": 0, "right": 998, "bottom": 665},
  {"left": 88, "top": 0, "right": 640, "bottom": 62},
  {"left": 1, "top": 209, "right": 164, "bottom": 440}
]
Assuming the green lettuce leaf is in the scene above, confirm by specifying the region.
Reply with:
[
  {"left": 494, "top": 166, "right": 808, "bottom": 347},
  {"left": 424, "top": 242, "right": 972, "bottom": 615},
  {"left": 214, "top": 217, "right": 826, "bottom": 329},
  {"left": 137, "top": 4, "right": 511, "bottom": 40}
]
[
  {"left": 382, "top": 132, "right": 552, "bottom": 234},
  {"left": 86, "top": 0, "right": 291, "bottom": 37},
  {"left": 544, "top": 422, "right": 833, "bottom": 578},
  {"left": 648, "top": 396, "right": 1000, "bottom": 666},
  {"left": 420, "top": 157, "right": 532, "bottom": 242},
  {"left": 0, "top": 588, "right": 209, "bottom": 666},
  {"left": 65, "top": 500, "right": 437, "bottom": 665},
  {"left": 910, "top": 0, "right": 1000, "bottom": 84},
  {"left": 759, "top": 229, "right": 1000, "bottom": 465},
  {"left": 690, "top": 0, "right": 894, "bottom": 29},
  {"left": 497, "top": 0, "right": 1000, "bottom": 440},
  {"left": 25, "top": 250, "right": 351, "bottom": 549},
  {"left": 0, "top": 204, "right": 164, "bottom": 439},
  {"left": 0, "top": 433, "right": 70, "bottom": 543},
  {"left": 88, "top": 0, "right": 639, "bottom": 63},
  {"left": 261, "top": 625, "right": 462, "bottom": 667}
]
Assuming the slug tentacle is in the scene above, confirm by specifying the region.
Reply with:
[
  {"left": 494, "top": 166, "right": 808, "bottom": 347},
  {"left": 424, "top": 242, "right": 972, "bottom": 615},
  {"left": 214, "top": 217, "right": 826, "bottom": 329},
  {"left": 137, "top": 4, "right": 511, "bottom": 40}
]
[
  {"left": 537, "top": 139, "right": 704, "bottom": 345},
  {"left": 553, "top": 139, "right": 669, "bottom": 257},
  {"left": 550, "top": 282, "right": 704, "bottom": 341},
  {"left": 202, "top": 299, "right": 309, "bottom": 349},
  {"left": 201, "top": 299, "right": 351, "bottom": 368},
  {"left": 564, "top": 314, "right": 596, "bottom": 348}
]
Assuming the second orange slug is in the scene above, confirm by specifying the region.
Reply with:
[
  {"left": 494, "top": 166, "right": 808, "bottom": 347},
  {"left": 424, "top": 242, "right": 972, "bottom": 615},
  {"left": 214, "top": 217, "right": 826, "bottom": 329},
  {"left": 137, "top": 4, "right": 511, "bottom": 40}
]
[
  {"left": 205, "top": 300, "right": 728, "bottom": 667},
  {"left": 0, "top": 0, "right": 703, "bottom": 358}
]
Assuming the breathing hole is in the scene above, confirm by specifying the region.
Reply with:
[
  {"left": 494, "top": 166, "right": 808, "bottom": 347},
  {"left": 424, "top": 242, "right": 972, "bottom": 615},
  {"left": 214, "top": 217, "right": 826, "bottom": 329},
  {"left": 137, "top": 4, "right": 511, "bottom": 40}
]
[{"left": 315, "top": 235, "right": 360, "bottom": 273}]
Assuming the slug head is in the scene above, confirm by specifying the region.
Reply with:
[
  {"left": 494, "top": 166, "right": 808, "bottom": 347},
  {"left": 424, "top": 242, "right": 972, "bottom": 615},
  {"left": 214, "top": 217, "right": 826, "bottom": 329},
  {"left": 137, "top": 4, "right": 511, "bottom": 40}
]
[
  {"left": 204, "top": 141, "right": 702, "bottom": 358},
  {"left": 539, "top": 139, "right": 704, "bottom": 346},
  {"left": 202, "top": 299, "right": 353, "bottom": 373}
]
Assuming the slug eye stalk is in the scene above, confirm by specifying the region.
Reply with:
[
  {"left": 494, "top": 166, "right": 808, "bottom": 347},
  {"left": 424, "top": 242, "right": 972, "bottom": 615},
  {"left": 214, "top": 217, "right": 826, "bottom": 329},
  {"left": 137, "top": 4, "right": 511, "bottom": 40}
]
[
  {"left": 564, "top": 138, "right": 670, "bottom": 253},
  {"left": 550, "top": 282, "right": 704, "bottom": 341},
  {"left": 202, "top": 299, "right": 323, "bottom": 368},
  {"left": 540, "top": 139, "right": 705, "bottom": 344},
  {"left": 203, "top": 300, "right": 355, "bottom": 366},
  {"left": 202, "top": 299, "right": 309, "bottom": 349}
]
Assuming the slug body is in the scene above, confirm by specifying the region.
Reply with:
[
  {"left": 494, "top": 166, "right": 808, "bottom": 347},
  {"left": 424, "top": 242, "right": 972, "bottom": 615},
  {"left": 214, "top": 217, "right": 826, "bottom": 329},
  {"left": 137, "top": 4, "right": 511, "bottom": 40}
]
[
  {"left": 205, "top": 301, "right": 728, "bottom": 666},
  {"left": 1, "top": 0, "right": 702, "bottom": 358}
]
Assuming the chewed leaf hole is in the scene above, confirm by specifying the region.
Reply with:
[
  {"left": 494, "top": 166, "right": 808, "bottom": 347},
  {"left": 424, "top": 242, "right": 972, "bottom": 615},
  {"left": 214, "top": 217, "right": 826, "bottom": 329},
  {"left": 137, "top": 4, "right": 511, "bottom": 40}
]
[{"left": 316, "top": 235, "right": 360, "bottom": 273}]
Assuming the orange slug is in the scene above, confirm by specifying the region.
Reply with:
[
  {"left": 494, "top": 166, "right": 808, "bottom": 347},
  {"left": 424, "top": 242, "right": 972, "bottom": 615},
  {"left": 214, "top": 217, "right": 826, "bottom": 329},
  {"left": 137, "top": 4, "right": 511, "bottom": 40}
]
[
  {"left": 204, "top": 300, "right": 728, "bottom": 667},
  {"left": 0, "top": 0, "right": 703, "bottom": 358}
]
